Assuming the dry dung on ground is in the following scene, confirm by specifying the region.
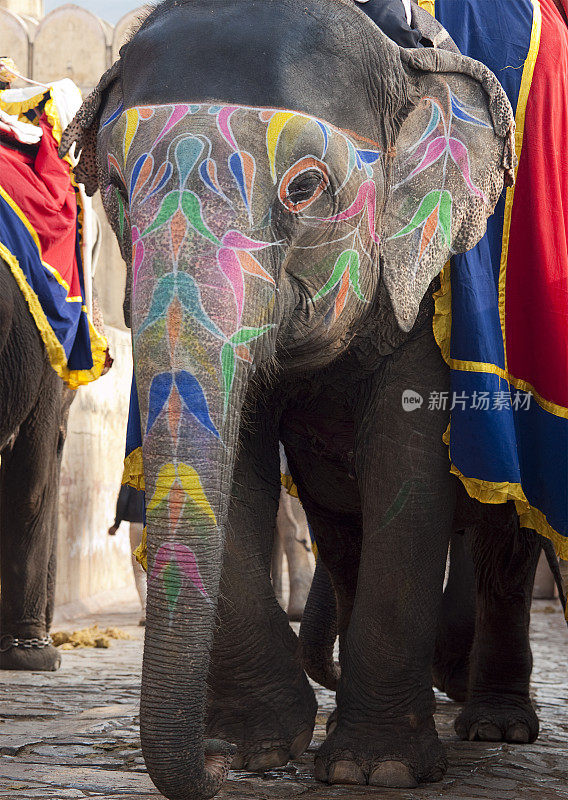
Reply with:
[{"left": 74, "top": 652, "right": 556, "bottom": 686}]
[{"left": 52, "top": 625, "right": 132, "bottom": 649}]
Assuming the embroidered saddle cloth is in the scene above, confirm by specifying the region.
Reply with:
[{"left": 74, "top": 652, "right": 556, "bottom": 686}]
[
  {"left": 0, "top": 82, "right": 107, "bottom": 388},
  {"left": 420, "top": 0, "right": 568, "bottom": 555}
]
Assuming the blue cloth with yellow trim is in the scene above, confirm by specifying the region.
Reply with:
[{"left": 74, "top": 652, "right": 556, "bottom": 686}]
[{"left": 424, "top": 0, "right": 568, "bottom": 555}]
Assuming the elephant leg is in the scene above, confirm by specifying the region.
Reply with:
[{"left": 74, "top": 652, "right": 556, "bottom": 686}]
[
  {"left": 0, "top": 368, "right": 63, "bottom": 671},
  {"left": 315, "top": 327, "right": 454, "bottom": 788},
  {"left": 433, "top": 530, "right": 476, "bottom": 701},
  {"left": 280, "top": 492, "right": 314, "bottom": 621},
  {"left": 206, "top": 412, "right": 317, "bottom": 772},
  {"left": 299, "top": 556, "right": 340, "bottom": 691},
  {"left": 455, "top": 509, "right": 541, "bottom": 744}
]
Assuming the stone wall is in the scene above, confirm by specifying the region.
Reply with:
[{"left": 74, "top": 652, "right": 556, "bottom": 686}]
[{"left": 1, "top": 3, "right": 147, "bottom": 610}]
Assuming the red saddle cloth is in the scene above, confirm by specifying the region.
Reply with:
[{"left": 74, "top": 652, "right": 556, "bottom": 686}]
[{"left": 0, "top": 114, "right": 81, "bottom": 297}]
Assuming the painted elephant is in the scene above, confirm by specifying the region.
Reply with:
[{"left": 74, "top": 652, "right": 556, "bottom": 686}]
[{"left": 60, "top": 0, "right": 518, "bottom": 796}]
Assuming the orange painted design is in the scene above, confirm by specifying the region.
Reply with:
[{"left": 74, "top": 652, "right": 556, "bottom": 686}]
[
  {"left": 170, "top": 208, "right": 187, "bottom": 259},
  {"left": 235, "top": 344, "right": 252, "bottom": 362},
  {"left": 138, "top": 107, "right": 155, "bottom": 119},
  {"left": 236, "top": 249, "right": 275, "bottom": 283},
  {"left": 168, "top": 479, "right": 185, "bottom": 532},
  {"left": 259, "top": 109, "right": 276, "bottom": 122},
  {"left": 240, "top": 151, "right": 256, "bottom": 208},
  {"left": 133, "top": 157, "right": 154, "bottom": 202},
  {"left": 278, "top": 157, "right": 329, "bottom": 213},
  {"left": 335, "top": 270, "right": 350, "bottom": 318},
  {"left": 419, "top": 206, "right": 439, "bottom": 259},
  {"left": 167, "top": 295, "right": 183, "bottom": 350},
  {"left": 168, "top": 387, "right": 182, "bottom": 442}
]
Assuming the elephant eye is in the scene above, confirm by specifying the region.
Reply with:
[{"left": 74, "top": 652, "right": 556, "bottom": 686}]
[{"left": 279, "top": 157, "right": 330, "bottom": 213}]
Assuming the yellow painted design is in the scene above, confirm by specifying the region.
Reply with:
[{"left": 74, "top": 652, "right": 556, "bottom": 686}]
[
  {"left": 498, "top": 0, "right": 541, "bottom": 370},
  {"left": 122, "top": 447, "right": 145, "bottom": 490},
  {"left": 266, "top": 112, "right": 296, "bottom": 183},
  {"left": 146, "top": 463, "right": 177, "bottom": 511},
  {"left": 0, "top": 242, "right": 107, "bottom": 389},
  {"left": 134, "top": 525, "right": 148, "bottom": 571},
  {"left": 417, "top": 0, "right": 435, "bottom": 15},
  {"left": 124, "top": 108, "right": 139, "bottom": 160},
  {"left": 177, "top": 463, "right": 217, "bottom": 525}
]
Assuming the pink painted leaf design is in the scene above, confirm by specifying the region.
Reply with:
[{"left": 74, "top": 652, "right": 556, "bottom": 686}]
[
  {"left": 406, "top": 136, "right": 447, "bottom": 181},
  {"left": 318, "top": 180, "right": 380, "bottom": 244},
  {"left": 217, "top": 247, "right": 245, "bottom": 323},
  {"left": 172, "top": 542, "right": 209, "bottom": 599},
  {"left": 222, "top": 230, "right": 273, "bottom": 250},
  {"left": 448, "top": 138, "right": 487, "bottom": 200}
]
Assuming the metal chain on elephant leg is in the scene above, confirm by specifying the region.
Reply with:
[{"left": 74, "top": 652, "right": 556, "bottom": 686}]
[{"left": 0, "top": 635, "right": 53, "bottom": 652}]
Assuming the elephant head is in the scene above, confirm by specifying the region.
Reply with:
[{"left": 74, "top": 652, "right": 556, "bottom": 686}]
[{"left": 60, "top": 2, "right": 514, "bottom": 798}]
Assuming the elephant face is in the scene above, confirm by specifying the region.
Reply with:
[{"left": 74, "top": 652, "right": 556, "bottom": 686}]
[{"left": 59, "top": 3, "right": 514, "bottom": 798}]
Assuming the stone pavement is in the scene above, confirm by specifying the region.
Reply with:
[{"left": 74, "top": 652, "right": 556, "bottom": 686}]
[{"left": 0, "top": 601, "right": 566, "bottom": 800}]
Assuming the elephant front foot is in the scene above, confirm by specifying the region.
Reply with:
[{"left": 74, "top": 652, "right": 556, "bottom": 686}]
[
  {"left": 314, "top": 716, "right": 447, "bottom": 787},
  {"left": 206, "top": 679, "right": 317, "bottom": 772},
  {"left": 0, "top": 637, "right": 61, "bottom": 671},
  {"left": 455, "top": 697, "right": 539, "bottom": 743}
]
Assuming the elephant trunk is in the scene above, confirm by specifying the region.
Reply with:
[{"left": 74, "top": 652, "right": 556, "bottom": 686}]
[{"left": 138, "top": 379, "right": 246, "bottom": 800}]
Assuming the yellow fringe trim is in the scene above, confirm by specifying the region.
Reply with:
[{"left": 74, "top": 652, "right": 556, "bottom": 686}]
[
  {"left": 122, "top": 447, "right": 145, "bottom": 490},
  {"left": 280, "top": 472, "right": 298, "bottom": 498},
  {"left": 0, "top": 243, "right": 107, "bottom": 389},
  {"left": 134, "top": 525, "right": 148, "bottom": 571}
]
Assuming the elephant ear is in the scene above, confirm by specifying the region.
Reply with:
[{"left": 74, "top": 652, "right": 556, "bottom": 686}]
[
  {"left": 380, "top": 47, "right": 515, "bottom": 332},
  {"left": 59, "top": 61, "right": 122, "bottom": 196}
]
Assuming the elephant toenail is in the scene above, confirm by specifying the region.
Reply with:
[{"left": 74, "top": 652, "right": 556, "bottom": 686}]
[
  {"left": 328, "top": 760, "right": 366, "bottom": 785},
  {"left": 289, "top": 728, "right": 313, "bottom": 758},
  {"left": 369, "top": 760, "right": 418, "bottom": 788},
  {"left": 506, "top": 724, "right": 530, "bottom": 743},
  {"left": 470, "top": 721, "right": 502, "bottom": 741},
  {"left": 231, "top": 753, "right": 244, "bottom": 770},
  {"left": 247, "top": 747, "right": 288, "bottom": 771},
  {"left": 314, "top": 758, "right": 328, "bottom": 783}
]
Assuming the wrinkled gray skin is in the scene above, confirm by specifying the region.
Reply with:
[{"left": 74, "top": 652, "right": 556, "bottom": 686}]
[
  {"left": 58, "top": 1, "right": 535, "bottom": 798},
  {"left": 0, "top": 258, "right": 73, "bottom": 672}
]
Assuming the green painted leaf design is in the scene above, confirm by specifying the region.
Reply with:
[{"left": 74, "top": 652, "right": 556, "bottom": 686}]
[
  {"left": 142, "top": 191, "right": 180, "bottom": 237},
  {"left": 115, "top": 188, "right": 125, "bottom": 240},
  {"left": 390, "top": 190, "right": 442, "bottom": 239},
  {"left": 438, "top": 190, "right": 452, "bottom": 246},
  {"left": 346, "top": 250, "right": 367, "bottom": 302},
  {"left": 313, "top": 250, "right": 352, "bottom": 301},
  {"left": 221, "top": 342, "right": 236, "bottom": 412},
  {"left": 181, "top": 191, "right": 221, "bottom": 246},
  {"left": 163, "top": 560, "right": 182, "bottom": 613},
  {"left": 229, "top": 324, "right": 274, "bottom": 346},
  {"left": 378, "top": 480, "right": 413, "bottom": 529}
]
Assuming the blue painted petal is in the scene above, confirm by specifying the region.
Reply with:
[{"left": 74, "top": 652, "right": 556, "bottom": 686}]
[
  {"left": 175, "top": 371, "right": 219, "bottom": 438},
  {"left": 129, "top": 154, "right": 148, "bottom": 202},
  {"left": 102, "top": 102, "right": 124, "bottom": 129},
  {"left": 317, "top": 121, "right": 329, "bottom": 157},
  {"left": 148, "top": 162, "right": 173, "bottom": 200},
  {"left": 146, "top": 373, "right": 173, "bottom": 433},
  {"left": 417, "top": 103, "right": 441, "bottom": 145},
  {"left": 228, "top": 152, "right": 248, "bottom": 209},
  {"left": 175, "top": 136, "right": 204, "bottom": 187},
  {"left": 451, "top": 95, "right": 490, "bottom": 128},
  {"left": 356, "top": 149, "right": 382, "bottom": 165},
  {"left": 199, "top": 159, "right": 220, "bottom": 196},
  {"left": 176, "top": 273, "right": 225, "bottom": 340}
]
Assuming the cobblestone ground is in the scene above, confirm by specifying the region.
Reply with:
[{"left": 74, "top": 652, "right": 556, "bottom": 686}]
[{"left": 0, "top": 601, "right": 566, "bottom": 800}]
